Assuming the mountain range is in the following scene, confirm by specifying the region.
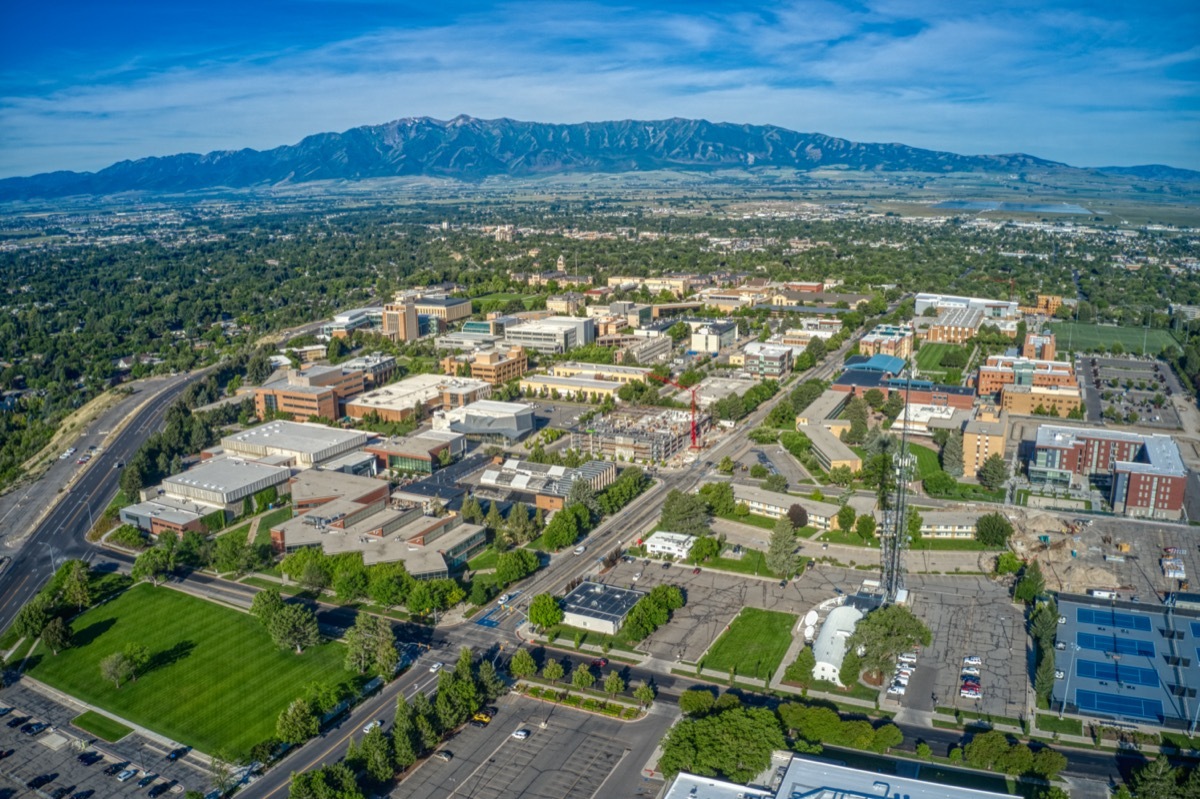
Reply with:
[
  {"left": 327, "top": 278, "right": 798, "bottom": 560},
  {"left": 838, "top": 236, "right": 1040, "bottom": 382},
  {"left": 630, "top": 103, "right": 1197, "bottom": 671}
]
[{"left": 1, "top": 115, "right": 1197, "bottom": 201}]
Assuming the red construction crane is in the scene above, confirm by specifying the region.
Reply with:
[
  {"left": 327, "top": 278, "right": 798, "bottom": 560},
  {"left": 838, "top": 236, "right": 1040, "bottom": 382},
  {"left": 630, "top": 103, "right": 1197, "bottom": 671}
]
[{"left": 649, "top": 373, "right": 703, "bottom": 450}]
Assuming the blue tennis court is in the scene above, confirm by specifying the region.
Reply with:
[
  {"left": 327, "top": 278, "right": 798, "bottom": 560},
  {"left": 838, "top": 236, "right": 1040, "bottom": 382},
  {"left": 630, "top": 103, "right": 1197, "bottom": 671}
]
[
  {"left": 1077, "top": 659, "right": 1159, "bottom": 687},
  {"left": 1075, "top": 689, "right": 1163, "bottom": 721},
  {"left": 1078, "top": 608, "right": 1152, "bottom": 631},
  {"left": 1077, "top": 632, "right": 1154, "bottom": 657}
]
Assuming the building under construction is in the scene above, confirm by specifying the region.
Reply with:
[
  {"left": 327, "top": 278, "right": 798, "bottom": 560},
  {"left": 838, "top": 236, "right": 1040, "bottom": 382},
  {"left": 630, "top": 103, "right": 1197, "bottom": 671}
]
[{"left": 571, "top": 407, "right": 711, "bottom": 464}]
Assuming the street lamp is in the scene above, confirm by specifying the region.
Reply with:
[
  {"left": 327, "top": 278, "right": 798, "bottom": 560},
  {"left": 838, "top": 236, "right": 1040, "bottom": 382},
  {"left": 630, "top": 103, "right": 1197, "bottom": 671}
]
[{"left": 1059, "top": 643, "right": 1082, "bottom": 720}]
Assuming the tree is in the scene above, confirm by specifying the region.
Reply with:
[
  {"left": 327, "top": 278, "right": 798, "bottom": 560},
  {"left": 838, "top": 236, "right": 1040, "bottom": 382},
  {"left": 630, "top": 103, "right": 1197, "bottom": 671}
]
[
  {"left": 42, "top": 616, "right": 71, "bottom": 655},
  {"left": 62, "top": 560, "right": 92, "bottom": 610},
  {"left": 847, "top": 605, "right": 932, "bottom": 681},
  {"left": 838, "top": 649, "right": 862, "bottom": 688},
  {"left": 567, "top": 479, "right": 600, "bottom": 516},
  {"left": 13, "top": 598, "right": 49, "bottom": 640},
  {"left": 100, "top": 651, "right": 134, "bottom": 688},
  {"left": 697, "top": 482, "right": 735, "bottom": 516},
  {"left": 571, "top": 664, "right": 596, "bottom": 691},
  {"left": 855, "top": 514, "right": 877, "bottom": 541},
  {"left": 718, "top": 456, "right": 734, "bottom": 473},
  {"left": 485, "top": 499, "right": 505, "bottom": 532},
  {"left": 916, "top": 742, "right": 932, "bottom": 759},
  {"left": 268, "top": 603, "right": 320, "bottom": 654},
  {"left": 494, "top": 548, "right": 539, "bottom": 586},
  {"left": 787, "top": 504, "right": 809, "bottom": 529},
  {"left": 508, "top": 648, "right": 537, "bottom": 680},
  {"left": 871, "top": 724, "right": 904, "bottom": 753},
  {"left": 1032, "top": 748, "right": 1067, "bottom": 779},
  {"left": 998, "top": 742, "right": 1033, "bottom": 775},
  {"left": 277, "top": 698, "right": 319, "bottom": 744},
  {"left": 1014, "top": 561, "right": 1045, "bottom": 603},
  {"left": 784, "top": 647, "right": 816, "bottom": 689},
  {"left": 750, "top": 463, "right": 769, "bottom": 479},
  {"left": 209, "top": 749, "right": 237, "bottom": 799},
  {"left": 658, "top": 489, "right": 711, "bottom": 536},
  {"left": 836, "top": 504, "right": 857, "bottom": 532},
  {"left": 132, "top": 547, "right": 172, "bottom": 586},
  {"left": 964, "top": 730, "right": 1010, "bottom": 771},
  {"left": 657, "top": 706, "right": 785, "bottom": 784},
  {"left": 360, "top": 725, "right": 396, "bottom": 783},
  {"left": 250, "top": 587, "right": 285, "bottom": 625},
  {"left": 679, "top": 689, "right": 716, "bottom": 716},
  {"left": 124, "top": 643, "right": 150, "bottom": 681},
  {"left": 978, "top": 453, "right": 1010, "bottom": 490},
  {"left": 633, "top": 681, "right": 656, "bottom": 708},
  {"left": 528, "top": 593, "right": 564, "bottom": 630},
  {"left": 942, "top": 431, "right": 964, "bottom": 477},
  {"left": 1130, "top": 754, "right": 1179, "bottom": 799},
  {"left": 763, "top": 473, "right": 789, "bottom": 493},
  {"left": 1034, "top": 655, "right": 1056, "bottom": 703},
  {"left": 406, "top": 581, "right": 435, "bottom": 617},
  {"left": 995, "top": 552, "right": 1022, "bottom": 575},
  {"left": 766, "top": 517, "right": 798, "bottom": 577},
  {"left": 864, "top": 388, "right": 885, "bottom": 410},
  {"left": 600, "top": 669, "right": 625, "bottom": 699},
  {"left": 542, "top": 659, "right": 565, "bottom": 683},
  {"left": 975, "top": 512, "right": 1014, "bottom": 547}
]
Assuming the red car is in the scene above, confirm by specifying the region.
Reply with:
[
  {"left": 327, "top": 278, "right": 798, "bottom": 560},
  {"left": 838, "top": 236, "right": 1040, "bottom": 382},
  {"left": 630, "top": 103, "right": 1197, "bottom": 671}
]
[
  {"left": 591, "top": 658, "right": 608, "bottom": 668},
  {"left": 692, "top": 567, "right": 701, "bottom": 575}
]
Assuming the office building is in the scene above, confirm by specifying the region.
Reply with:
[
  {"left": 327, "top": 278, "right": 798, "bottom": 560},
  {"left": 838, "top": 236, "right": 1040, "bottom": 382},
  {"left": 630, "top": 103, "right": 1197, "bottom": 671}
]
[
  {"left": 504, "top": 316, "right": 596, "bottom": 354},
  {"left": 254, "top": 365, "right": 366, "bottom": 421},
  {"left": 976, "top": 355, "right": 1076, "bottom": 396},
  {"left": 288, "top": 469, "right": 391, "bottom": 514},
  {"left": 381, "top": 300, "right": 419, "bottom": 343},
  {"left": 340, "top": 353, "right": 399, "bottom": 387},
  {"left": 620, "top": 335, "right": 672, "bottom": 365},
  {"left": 162, "top": 458, "right": 291, "bottom": 511},
  {"left": 799, "top": 425, "right": 863, "bottom": 472},
  {"left": 545, "top": 292, "right": 586, "bottom": 315},
  {"left": 344, "top": 375, "right": 492, "bottom": 423},
  {"left": 480, "top": 458, "right": 616, "bottom": 510},
  {"left": 1001, "top": 384, "right": 1083, "bottom": 417},
  {"left": 433, "top": 399, "right": 537, "bottom": 443},
  {"left": 220, "top": 421, "right": 368, "bottom": 469},
  {"left": 962, "top": 409, "right": 1008, "bottom": 477},
  {"left": 644, "top": 531, "right": 696, "bottom": 560},
  {"left": 439, "top": 346, "right": 529, "bottom": 385},
  {"left": 321, "top": 307, "right": 379, "bottom": 339},
  {"left": 1030, "top": 425, "right": 1187, "bottom": 519},
  {"left": 414, "top": 295, "right": 473, "bottom": 323},
  {"left": 365, "top": 430, "right": 466, "bottom": 475},
  {"left": 519, "top": 373, "right": 624, "bottom": 401},
  {"left": 560, "top": 581, "right": 646, "bottom": 635},
  {"left": 119, "top": 496, "right": 213, "bottom": 537},
  {"left": 690, "top": 321, "right": 737, "bottom": 354},
  {"left": 734, "top": 342, "right": 793, "bottom": 378},
  {"left": 1023, "top": 332, "right": 1058, "bottom": 360}
]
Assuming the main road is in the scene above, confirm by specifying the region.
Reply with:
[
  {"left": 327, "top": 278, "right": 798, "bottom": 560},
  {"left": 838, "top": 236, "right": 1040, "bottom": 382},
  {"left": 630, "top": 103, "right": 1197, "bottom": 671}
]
[{"left": 0, "top": 371, "right": 210, "bottom": 632}]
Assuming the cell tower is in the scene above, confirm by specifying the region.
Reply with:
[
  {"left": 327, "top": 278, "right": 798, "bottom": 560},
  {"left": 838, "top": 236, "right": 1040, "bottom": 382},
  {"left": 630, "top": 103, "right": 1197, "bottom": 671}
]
[{"left": 881, "top": 362, "right": 914, "bottom": 603}]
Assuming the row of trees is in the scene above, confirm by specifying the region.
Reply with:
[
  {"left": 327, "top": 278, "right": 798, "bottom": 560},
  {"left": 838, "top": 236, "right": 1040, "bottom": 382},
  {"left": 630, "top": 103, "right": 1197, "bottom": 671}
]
[{"left": 278, "top": 547, "right": 464, "bottom": 617}]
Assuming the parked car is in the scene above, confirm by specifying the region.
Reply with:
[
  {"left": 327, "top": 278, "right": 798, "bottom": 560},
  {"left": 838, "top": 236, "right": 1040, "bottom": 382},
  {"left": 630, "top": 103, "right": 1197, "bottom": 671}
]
[
  {"left": 5, "top": 716, "right": 27, "bottom": 728},
  {"left": 117, "top": 769, "right": 139, "bottom": 782},
  {"left": 27, "top": 774, "right": 56, "bottom": 790},
  {"left": 591, "top": 658, "right": 608, "bottom": 668},
  {"left": 961, "top": 667, "right": 980, "bottom": 677},
  {"left": 148, "top": 782, "right": 176, "bottom": 798},
  {"left": 166, "top": 747, "right": 188, "bottom": 761},
  {"left": 77, "top": 752, "right": 103, "bottom": 766},
  {"left": 1055, "top": 670, "right": 1065, "bottom": 679},
  {"left": 512, "top": 729, "right": 531, "bottom": 740},
  {"left": 23, "top": 721, "right": 49, "bottom": 735},
  {"left": 472, "top": 712, "right": 492, "bottom": 725},
  {"left": 51, "top": 787, "right": 75, "bottom": 799},
  {"left": 0, "top": 707, "right": 11, "bottom": 716},
  {"left": 72, "top": 790, "right": 96, "bottom": 799},
  {"left": 433, "top": 751, "right": 453, "bottom": 762},
  {"left": 963, "top": 656, "right": 982, "bottom": 665},
  {"left": 692, "top": 567, "right": 701, "bottom": 575},
  {"left": 105, "top": 762, "right": 129, "bottom": 776}
]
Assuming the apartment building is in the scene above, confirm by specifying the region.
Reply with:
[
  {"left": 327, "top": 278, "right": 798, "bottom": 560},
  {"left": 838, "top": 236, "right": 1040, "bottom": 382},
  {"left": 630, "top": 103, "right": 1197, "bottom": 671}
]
[
  {"left": 1029, "top": 426, "right": 1187, "bottom": 519},
  {"left": 859, "top": 324, "right": 914, "bottom": 359},
  {"left": 976, "top": 355, "right": 1077, "bottom": 396},
  {"left": 923, "top": 306, "right": 984, "bottom": 344},
  {"left": 690, "top": 320, "right": 737, "bottom": 354},
  {"left": 1023, "top": 333, "right": 1058, "bottom": 360},
  {"left": 733, "top": 342, "right": 793, "bottom": 378},
  {"left": 962, "top": 409, "right": 1008, "bottom": 478},
  {"left": 1001, "top": 384, "right": 1083, "bottom": 417}
]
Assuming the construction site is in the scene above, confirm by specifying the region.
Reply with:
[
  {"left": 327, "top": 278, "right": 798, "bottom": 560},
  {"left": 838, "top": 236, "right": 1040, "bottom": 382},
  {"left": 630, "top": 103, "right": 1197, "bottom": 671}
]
[
  {"left": 570, "top": 406, "right": 713, "bottom": 464},
  {"left": 1005, "top": 508, "right": 1199, "bottom": 601}
]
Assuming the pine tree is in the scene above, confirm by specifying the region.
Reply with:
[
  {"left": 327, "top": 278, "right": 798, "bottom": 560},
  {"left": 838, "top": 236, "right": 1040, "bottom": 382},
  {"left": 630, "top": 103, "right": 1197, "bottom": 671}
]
[
  {"left": 942, "top": 431, "right": 965, "bottom": 477},
  {"left": 485, "top": 500, "right": 505, "bottom": 532},
  {"left": 766, "top": 517, "right": 798, "bottom": 578}
]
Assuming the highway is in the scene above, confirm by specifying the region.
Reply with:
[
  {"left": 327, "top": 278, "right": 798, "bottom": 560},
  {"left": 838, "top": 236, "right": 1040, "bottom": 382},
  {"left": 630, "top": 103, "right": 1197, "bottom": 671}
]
[{"left": 0, "top": 372, "right": 209, "bottom": 633}]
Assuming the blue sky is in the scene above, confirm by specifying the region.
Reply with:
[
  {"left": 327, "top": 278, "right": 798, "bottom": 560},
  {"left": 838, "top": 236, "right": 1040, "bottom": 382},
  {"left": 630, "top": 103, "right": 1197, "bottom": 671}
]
[{"left": 1, "top": 0, "right": 1198, "bottom": 177}]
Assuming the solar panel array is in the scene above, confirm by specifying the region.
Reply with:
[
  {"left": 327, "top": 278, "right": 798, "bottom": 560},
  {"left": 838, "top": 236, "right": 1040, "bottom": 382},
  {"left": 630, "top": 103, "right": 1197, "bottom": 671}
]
[
  {"left": 1077, "top": 632, "right": 1155, "bottom": 657},
  {"left": 1077, "top": 659, "right": 1160, "bottom": 687},
  {"left": 1078, "top": 607, "right": 1153, "bottom": 631},
  {"left": 1075, "top": 689, "right": 1164, "bottom": 721}
]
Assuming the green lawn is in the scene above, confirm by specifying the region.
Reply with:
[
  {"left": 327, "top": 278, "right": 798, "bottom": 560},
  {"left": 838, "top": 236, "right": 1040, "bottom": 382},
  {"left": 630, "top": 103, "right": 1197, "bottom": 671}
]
[
  {"left": 707, "top": 548, "right": 781, "bottom": 578},
  {"left": 701, "top": 608, "right": 797, "bottom": 681},
  {"left": 255, "top": 506, "right": 294, "bottom": 547},
  {"left": 908, "top": 443, "right": 941, "bottom": 481},
  {"left": 911, "top": 537, "right": 997, "bottom": 551},
  {"left": 219, "top": 522, "right": 251, "bottom": 540},
  {"left": 716, "top": 510, "right": 778, "bottom": 530},
  {"left": 467, "top": 548, "right": 499, "bottom": 571},
  {"left": 26, "top": 584, "right": 362, "bottom": 760},
  {"left": 1049, "top": 321, "right": 1179, "bottom": 355},
  {"left": 73, "top": 710, "right": 133, "bottom": 742},
  {"left": 1035, "top": 714, "right": 1083, "bottom": 736},
  {"left": 915, "top": 343, "right": 969, "bottom": 372}
]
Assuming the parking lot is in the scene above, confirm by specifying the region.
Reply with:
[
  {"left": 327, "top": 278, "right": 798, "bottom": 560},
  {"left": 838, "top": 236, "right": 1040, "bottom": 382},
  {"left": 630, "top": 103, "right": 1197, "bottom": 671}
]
[
  {"left": 395, "top": 694, "right": 672, "bottom": 799},
  {"left": 1076, "top": 356, "right": 1182, "bottom": 430},
  {"left": 893, "top": 575, "right": 1029, "bottom": 722},
  {"left": 0, "top": 680, "right": 205, "bottom": 799}
]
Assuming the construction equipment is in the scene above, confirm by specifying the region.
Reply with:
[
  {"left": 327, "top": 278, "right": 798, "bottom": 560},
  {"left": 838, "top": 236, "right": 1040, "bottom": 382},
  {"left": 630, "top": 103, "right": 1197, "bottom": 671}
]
[{"left": 649, "top": 374, "right": 702, "bottom": 450}]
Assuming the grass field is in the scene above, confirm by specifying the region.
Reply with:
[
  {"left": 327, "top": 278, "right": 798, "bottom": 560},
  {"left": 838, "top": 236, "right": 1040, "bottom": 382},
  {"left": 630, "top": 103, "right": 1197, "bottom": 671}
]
[
  {"left": 469, "top": 293, "right": 537, "bottom": 310},
  {"left": 467, "top": 548, "right": 499, "bottom": 571},
  {"left": 255, "top": 506, "right": 294, "bottom": 547},
  {"left": 26, "top": 584, "right": 361, "bottom": 759},
  {"left": 1035, "top": 714, "right": 1082, "bottom": 736},
  {"left": 702, "top": 608, "right": 797, "bottom": 681},
  {"left": 908, "top": 443, "right": 941, "bottom": 481},
  {"left": 1049, "top": 322, "right": 1179, "bottom": 355},
  {"left": 707, "top": 547, "right": 785, "bottom": 578},
  {"left": 915, "top": 343, "right": 968, "bottom": 372},
  {"left": 72, "top": 711, "right": 133, "bottom": 742}
]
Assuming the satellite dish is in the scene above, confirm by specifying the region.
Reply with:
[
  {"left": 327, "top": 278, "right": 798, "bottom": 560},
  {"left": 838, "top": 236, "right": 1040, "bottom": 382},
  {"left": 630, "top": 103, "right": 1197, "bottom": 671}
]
[
  {"left": 804, "top": 625, "right": 816, "bottom": 640},
  {"left": 804, "top": 610, "right": 818, "bottom": 626}
]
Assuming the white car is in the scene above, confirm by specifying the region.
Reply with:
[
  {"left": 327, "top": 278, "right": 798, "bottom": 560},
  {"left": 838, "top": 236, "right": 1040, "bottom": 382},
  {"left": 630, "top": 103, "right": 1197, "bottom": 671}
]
[
  {"left": 429, "top": 662, "right": 444, "bottom": 673},
  {"left": 117, "top": 770, "right": 139, "bottom": 782},
  {"left": 497, "top": 594, "right": 510, "bottom": 605},
  {"left": 512, "top": 729, "right": 530, "bottom": 740},
  {"left": 963, "top": 656, "right": 982, "bottom": 666},
  {"left": 363, "top": 720, "right": 382, "bottom": 733},
  {"left": 887, "top": 686, "right": 906, "bottom": 695},
  {"left": 961, "top": 667, "right": 980, "bottom": 677}
]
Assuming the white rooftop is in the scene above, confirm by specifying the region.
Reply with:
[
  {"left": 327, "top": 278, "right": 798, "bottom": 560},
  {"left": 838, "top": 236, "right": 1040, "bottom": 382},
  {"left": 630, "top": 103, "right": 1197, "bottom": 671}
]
[{"left": 222, "top": 420, "right": 367, "bottom": 455}]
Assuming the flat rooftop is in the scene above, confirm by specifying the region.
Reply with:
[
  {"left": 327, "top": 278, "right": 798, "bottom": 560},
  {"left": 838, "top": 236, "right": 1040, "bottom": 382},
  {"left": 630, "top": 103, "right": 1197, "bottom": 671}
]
[
  {"left": 348, "top": 374, "right": 490, "bottom": 412},
  {"left": 780, "top": 755, "right": 1011, "bottom": 799},
  {"left": 562, "top": 581, "right": 645, "bottom": 625},
  {"left": 290, "top": 469, "right": 384, "bottom": 504},
  {"left": 1034, "top": 425, "right": 1186, "bottom": 477},
  {"left": 163, "top": 458, "right": 289, "bottom": 494},
  {"left": 221, "top": 420, "right": 367, "bottom": 455}
]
